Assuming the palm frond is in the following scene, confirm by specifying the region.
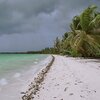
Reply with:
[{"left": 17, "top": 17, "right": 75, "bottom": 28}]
[{"left": 80, "top": 5, "right": 97, "bottom": 32}]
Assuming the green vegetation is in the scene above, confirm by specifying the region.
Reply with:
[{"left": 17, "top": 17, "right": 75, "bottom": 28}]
[{"left": 53, "top": 5, "right": 100, "bottom": 57}]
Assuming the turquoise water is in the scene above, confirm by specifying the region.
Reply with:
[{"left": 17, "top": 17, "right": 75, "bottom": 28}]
[
  {"left": 0, "top": 54, "right": 48, "bottom": 78},
  {"left": 0, "top": 54, "right": 49, "bottom": 100}
]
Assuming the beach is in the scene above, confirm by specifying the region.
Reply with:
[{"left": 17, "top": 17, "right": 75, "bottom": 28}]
[
  {"left": 23, "top": 55, "right": 100, "bottom": 100},
  {"left": 0, "top": 55, "right": 100, "bottom": 100}
]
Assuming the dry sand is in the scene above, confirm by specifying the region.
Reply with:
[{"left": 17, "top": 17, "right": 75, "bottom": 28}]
[{"left": 32, "top": 55, "right": 100, "bottom": 100}]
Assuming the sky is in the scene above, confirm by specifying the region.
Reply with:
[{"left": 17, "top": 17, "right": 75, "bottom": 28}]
[{"left": 0, "top": 0, "right": 100, "bottom": 52}]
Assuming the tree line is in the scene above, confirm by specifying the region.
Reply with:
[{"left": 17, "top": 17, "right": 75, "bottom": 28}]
[{"left": 42, "top": 5, "right": 100, "bottom": 58}]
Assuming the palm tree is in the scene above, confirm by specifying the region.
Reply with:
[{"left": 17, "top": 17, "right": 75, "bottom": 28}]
[
  {"left": 62, "top": 5, "right": 100, "bottom": 57},
  {"left": 54, "top": 37, "right": 61, "bottom": 54}
]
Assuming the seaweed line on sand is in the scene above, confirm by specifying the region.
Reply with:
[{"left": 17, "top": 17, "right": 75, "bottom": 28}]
[{"left": 21, "top": 55, "right": 55, "bottom": 100}]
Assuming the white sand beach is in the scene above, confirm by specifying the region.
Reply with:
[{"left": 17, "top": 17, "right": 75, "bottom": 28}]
[{"left": 30, "top": 55, "right": 100, "bottom": 100}]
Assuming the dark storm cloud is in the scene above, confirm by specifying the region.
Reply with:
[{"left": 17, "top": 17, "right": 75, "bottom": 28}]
[
  {"left": 0, "top": 0, "right": 100, "bottom": 51},
  {"left": 0, "top": 0, "right": 99, "bottom": 35},
  {"left": 0, "top": 0, "right": 60, "bottom": 34}
]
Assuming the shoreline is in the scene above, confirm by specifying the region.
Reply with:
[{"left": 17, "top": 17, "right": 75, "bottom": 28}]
[
  {"left": 0, "top": 55, "right": 52, "bottom": 100},
  {"left": 21, "top": 55, "right": 55, "bottom": 100}
]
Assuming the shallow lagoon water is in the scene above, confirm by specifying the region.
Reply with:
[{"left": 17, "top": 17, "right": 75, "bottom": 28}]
[{"left": 0, "top": 54, "right": 48, "bottom": 100}]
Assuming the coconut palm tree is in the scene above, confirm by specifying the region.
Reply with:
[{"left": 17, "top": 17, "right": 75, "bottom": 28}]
[
  {"left": 54, "top": 37, "right": 61, "bottom": 54},
  {"left": 62, "top": 5, "right": 100, "bottom": 57}
]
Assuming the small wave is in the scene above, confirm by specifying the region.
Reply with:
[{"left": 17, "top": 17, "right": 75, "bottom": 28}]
[
  {"left": 0, "top": 78, "right": 8, "bottom": 86},
  {"left": 34, "top": 61, "right": 38, "bottom": 64},
  {"left": 13, "top": 73, "right": 21, "bottom": 78},
  {"left": 35, "top": 59, "right": 38, "bottom": 61}
]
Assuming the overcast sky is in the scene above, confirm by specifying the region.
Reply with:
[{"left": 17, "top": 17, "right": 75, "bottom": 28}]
[{"left": 0, "top": 0, "right": 100, "bottom": 52}]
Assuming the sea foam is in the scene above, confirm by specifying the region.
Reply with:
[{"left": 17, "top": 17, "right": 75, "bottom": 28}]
[
  {"left": 13, "top": 73, "right": 21, "bottom": 78},
  {"left": 0, "top": 78, "right": 8, "bottom": 86},
  {"left": 34, "top": 62, "right": 38, "bottom": 64}
]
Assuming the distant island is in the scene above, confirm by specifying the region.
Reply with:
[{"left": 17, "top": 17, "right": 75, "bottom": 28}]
[{"left": 0, "top": 47, "right": 55, "bottom": 54}]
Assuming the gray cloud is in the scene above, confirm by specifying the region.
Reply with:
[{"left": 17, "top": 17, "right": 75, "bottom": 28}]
[
  {"left": 0, "top": 0, "right": 60, "bottom": 34},
  {"left": 0, "top": 0, "right": 100, "bottom": 51}
]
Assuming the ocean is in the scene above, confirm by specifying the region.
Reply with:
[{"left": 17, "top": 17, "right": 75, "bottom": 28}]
[
  {"left": 0, "top": 54, "right": 48, "bottom": 100},
  {"left": 0, "top": 54, "right": 47, "bottom": 78}
]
